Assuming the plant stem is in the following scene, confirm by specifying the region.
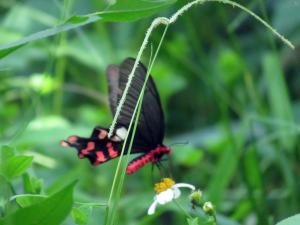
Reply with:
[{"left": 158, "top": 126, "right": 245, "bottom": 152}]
[
  {"left": 53, "top": 0, "right": 73, "bottom": 114},
  {"left": 105, "top": 0, "right": 294, "bottom": 223},
  {"left": 108, "top": 0, "right": 294, "bottom": 137},
  {"left": 104, "top": 25, "right": 169, "bottom": 225},
  {"left": 173, "top": 199, "right": 193, "bottom": 219}
]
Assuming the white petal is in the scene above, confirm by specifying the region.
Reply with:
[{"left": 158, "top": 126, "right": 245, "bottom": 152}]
[
  {"left": 173, "top": 183, "right": 195, "bottom": 191},
  {"left": 148, "top": 200, "right": 158, "bottom": 215},
  {"left": 156, "top": 189, "right": 174, "bottom": 205},
  {"left": 172, "top": 187, "right": 181, "bottom": 199}
]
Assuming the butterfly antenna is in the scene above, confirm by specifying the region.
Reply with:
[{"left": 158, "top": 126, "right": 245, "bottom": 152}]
[{"left": 169, "top": 141, "right": 189, "bottom": 148}]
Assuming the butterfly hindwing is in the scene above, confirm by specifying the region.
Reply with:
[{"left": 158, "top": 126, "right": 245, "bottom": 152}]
[{"left": 61, "top": 127, "right": 121, "bottom": 165}]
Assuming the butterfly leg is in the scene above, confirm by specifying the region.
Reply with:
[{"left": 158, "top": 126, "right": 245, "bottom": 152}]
[{"left": 155, "top": 161, "right": 165, "bottom": 178}]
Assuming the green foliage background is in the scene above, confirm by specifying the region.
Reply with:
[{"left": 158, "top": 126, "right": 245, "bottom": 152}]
[{"left": 0, "top": 0, "right": 299, "bottom": 224}]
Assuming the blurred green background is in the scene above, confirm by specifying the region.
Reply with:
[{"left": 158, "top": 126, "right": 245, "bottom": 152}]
[{"left": 0, "top": 0, "right": 299, "bottom": 224}]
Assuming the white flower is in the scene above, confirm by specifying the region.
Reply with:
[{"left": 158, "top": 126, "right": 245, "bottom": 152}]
[{"left": 148, "top": 178, "right": 195, "bottom": 215}]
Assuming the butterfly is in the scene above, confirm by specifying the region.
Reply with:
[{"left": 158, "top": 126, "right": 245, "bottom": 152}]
[{"left": 61, "top": 58, "right": 171, "bottom": 174}]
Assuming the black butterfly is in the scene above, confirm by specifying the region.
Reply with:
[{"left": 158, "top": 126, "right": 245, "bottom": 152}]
[{"left": 61, "top": 58, "right": 171, "bottom": 174}]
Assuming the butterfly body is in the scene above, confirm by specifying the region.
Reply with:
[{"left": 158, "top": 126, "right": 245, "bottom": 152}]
[
  {"left": 61, "top": 58, "right": 171, "bottom": 174},
  {"left": 126, "top": 145, "right": 171, "bottom": 174}
]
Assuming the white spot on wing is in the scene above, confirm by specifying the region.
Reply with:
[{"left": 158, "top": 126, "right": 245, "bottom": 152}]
[{"left": 116, "top": 127, "right": 127, "bottom": 140}]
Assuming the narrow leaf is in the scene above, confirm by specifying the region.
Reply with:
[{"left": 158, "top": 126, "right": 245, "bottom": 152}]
[
  {"left": 95, "top": 0, "right": 176, "bottom": 22},
  {"left": 263, "top": 52, "right": 295, "bottom": 150},
  {"left": 0, "top": 0, "right": 176, "bottom": 59},
  {"left": 0, "top": 16, "right": 98, "bottom": 59}
]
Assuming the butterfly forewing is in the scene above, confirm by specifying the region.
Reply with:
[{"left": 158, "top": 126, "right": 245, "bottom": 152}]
[
  {"left": 106, "top": 65, "right": 119, "bottom": 116},
  {"left": 106, "top": 58, "right": 164, "bottom": 151}
]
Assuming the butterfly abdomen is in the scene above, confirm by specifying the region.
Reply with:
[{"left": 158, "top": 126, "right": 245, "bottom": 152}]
[{"left": 126, "top": 146, "right": 171, "bottom": 174}]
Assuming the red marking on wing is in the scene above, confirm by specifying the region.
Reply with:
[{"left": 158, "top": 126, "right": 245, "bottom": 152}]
[
  {"left": 60, "top": 140, "right": 70, "bottom": 147},
  {"left": 67, "top": 136, "right": 78, "bottom": 143},
  {"left": 126, "top": 146, "right": 171, "bottom": 174},
  {"left": 79, "top": 142, "right": 95, "bottom": 158},
  {"left": 106, "top": 142, "right": 113, "bottom": 148},
  {"left": 94, "top": 151, "right": 107, "bottom": 165},
  {"left": 106, "top": 142, "right": 118, "bottom": 158},
  {"left": 108, "top": 148, "right": 118, "bottom": 158},
  {"left": 98, "top": 129, "right": 108, "bottom": 140}
]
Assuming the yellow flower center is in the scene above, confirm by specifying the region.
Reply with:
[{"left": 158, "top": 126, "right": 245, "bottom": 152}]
[{"left": 154, "top": 178, "right": 175, "bottom": 193}]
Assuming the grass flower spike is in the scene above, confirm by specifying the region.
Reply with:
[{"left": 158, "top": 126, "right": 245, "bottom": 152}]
[{"left": 148, "top": 178, "right": 195, "bottom": 215}]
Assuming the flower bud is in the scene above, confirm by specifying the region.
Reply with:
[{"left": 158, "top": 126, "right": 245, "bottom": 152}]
[
  {"left": 203, "top": 201, "right": 214, "bottom": 215},
  {"left": 190, "top": 189, "right": 202, "bottom": 206}
]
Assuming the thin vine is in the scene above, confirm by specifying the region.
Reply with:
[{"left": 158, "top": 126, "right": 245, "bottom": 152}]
[
  {"left": 105, "top": 0, "right": 294, "bottom": 224},
  {"left": 104, "top": 26, "right": 169, "bottom": 225},
  {"left": 108, "top": 0, "right": 294, "bottom": 138}
]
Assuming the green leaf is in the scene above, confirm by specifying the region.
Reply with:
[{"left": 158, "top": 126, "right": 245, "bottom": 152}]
[
  {"left": 0, "top": 45, "right": 24, "bottom": 59},
  {"left": 94, "top": 0, "right": 176, "bottom": 22},
  {"left": 23, "top": 173, "right": 43, "bottom": 194},
  {"left": 16, "top": 195, "right": 46, "bottom": 208},
  {"left": 243, "top": 147, "right": 263, "bottom": 190},
  {"left": 217, "top": 48, "right": 244, "bottom": 85},
  {"left": 173, "top": 146, "right": 203, "bottom": 167},
  {"left": 71, "top": 207, "right": 88, "bottom": 225},
  {"left": 0, "top": 146, "right": 15, "bottom": 165},
  {"left": 0, "top": 175, "right": 13, "bottom": 215},
  {"left": 45, "top": 168, "right": 79, "bottom": 195},
  {"left": 0, "top": 16, "right": 98, "bottom": 60},
  {"left": 263, "top": 52, "right": 295, "bottom": 150},
  {"left": 187, "top": 217, "right": 199, "bottom": 225},
  {"left": 276, "top": 214, "right": 300, "bottom": 225},
  {"left": 1, "top": 181, "right": 76, "bottom": 225},
  {"left": 2, "top": 156, "right": 33, "bottom": 180},
  {"left": 207, "top": 127, "right": 246, "bottom": 207},
  {"left": 0, "top": 0, "right": 176, "bottom": 59}
]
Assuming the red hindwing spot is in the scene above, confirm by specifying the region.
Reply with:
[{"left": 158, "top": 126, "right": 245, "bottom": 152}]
[
  {"left": 60, "top": 140, "right": 70, "bottom": 147},
  {"left": 98, "top": 129, "right": 108, "bottom": 140},
  {"left": 81, "top": 142, "right": 95, "bottom": 155},
  {"left": 108, "top": 147, "right": 118, "bottom": 158},
  {"left": 106, "top": 142, "right": 113, "bottom": 148},
  {"left": 94, "top": 151, "right": 106, "bottom": 165},
  {"left": 67, "top": 136, "right": 78, "bottom": 143}
]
